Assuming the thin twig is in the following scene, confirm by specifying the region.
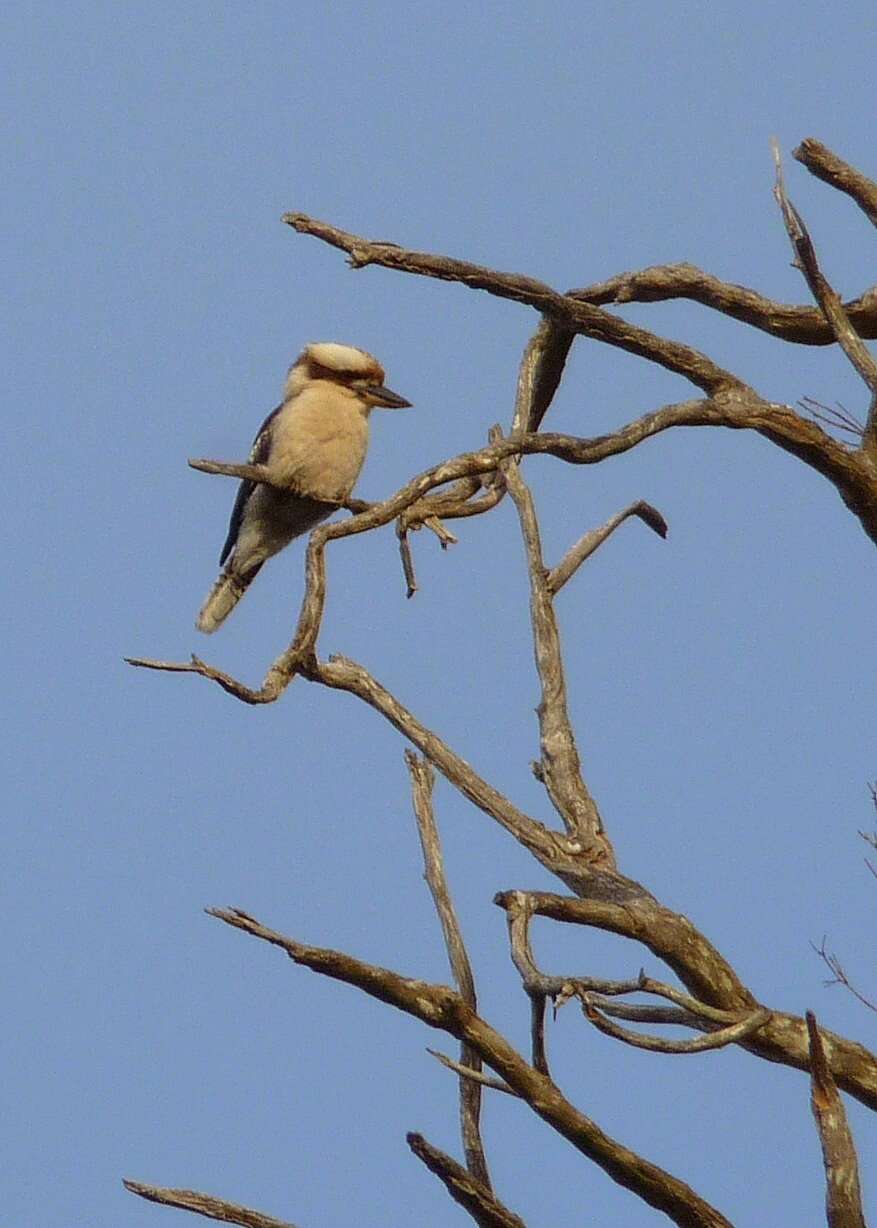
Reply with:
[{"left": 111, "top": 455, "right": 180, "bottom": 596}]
[
  {"left": 806, "top": 1013, "right": 867, "bottom": 1228},
  {"left": 581, "top": 997, "right": 771, "bottom": 1054},
  {"left": 813, "top": 937, "right": 877, "bottom": 1015},
  {"left": 406, "top": 751, "right": 491, "bottom": 1189},
  {"left": 427, "top": 1049, "right": 518, "bottom": 1096},
  {"left": 547, "top": 500, "right": 668, "bottom": 595},
  {"left": 123, "top": 1181, "right": 299, "bottom": 1228}
]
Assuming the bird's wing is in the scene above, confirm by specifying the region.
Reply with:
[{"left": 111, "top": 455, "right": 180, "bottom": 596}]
[{"left": 218, "top": 403, "right": 283, "bottom": 566}]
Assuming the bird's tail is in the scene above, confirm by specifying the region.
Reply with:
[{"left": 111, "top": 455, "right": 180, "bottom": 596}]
[{"left": 196, "top": 564, "right": 263, "bottom": 634}]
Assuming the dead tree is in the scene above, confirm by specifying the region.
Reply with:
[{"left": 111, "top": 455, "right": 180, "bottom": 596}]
[{"left": 126, "top": 138, "right": 877, "bottom": 1228}]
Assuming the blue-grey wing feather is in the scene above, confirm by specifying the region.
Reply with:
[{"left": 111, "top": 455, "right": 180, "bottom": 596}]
[{"left": 219, "top": 403, "right": 283, "bottom": 566}]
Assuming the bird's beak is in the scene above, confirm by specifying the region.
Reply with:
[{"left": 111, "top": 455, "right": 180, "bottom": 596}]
[{"left": 366, "top": 384, "right": 412, "bottom": 409}]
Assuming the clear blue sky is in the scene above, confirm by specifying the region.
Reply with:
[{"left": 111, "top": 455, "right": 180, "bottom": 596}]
[{"left": 4, "top": 3, "right": 875, "bottom": 1224}]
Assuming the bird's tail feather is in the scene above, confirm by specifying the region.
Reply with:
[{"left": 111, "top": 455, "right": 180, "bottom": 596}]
[{"left": 196, "top": 564, "right": 262, "bottom": 634}]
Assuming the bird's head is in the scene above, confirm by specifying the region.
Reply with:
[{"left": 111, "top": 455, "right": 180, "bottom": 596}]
[{"left": 284, "top": 342, "right": 412, "bottom": 409}]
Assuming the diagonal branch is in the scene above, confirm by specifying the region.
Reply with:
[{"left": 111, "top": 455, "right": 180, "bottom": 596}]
[
  {"left": 284, "top": 212, "right": 743, "bottom": 396},
  {"left": 794, "top": 137, "right": 877, "bottom": 229},
  {"left": 123, "top": 1181, "right": 300, "bottom": 1228},
  {"left": 407, "top": 1133, "right": 527, "bottom": 1228},
  {"left": 406, "top": 751, "right": 491, "bottom": 1190},
  {"left": 806, "top": 1012, "right": 867, "bottom": 1228},
  {"left": 210, "top": 907, "right": 733, "bottom": 1228}
]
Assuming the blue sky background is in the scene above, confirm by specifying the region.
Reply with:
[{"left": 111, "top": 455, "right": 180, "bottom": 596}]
[{"left": 4, "top": 3, "right": 876, "bottom": 1225}]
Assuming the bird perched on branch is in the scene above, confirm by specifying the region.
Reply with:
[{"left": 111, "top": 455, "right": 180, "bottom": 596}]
[{"left": 197, "top": 342, "right": 411, "bottom": 633}]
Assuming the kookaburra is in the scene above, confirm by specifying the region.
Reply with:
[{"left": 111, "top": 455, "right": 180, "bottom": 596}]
[{"left": 197, "top": 342, "right": 411, "bottom": 633}]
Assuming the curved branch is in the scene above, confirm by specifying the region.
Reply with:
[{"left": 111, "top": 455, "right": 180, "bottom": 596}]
[{"left": 581, "top": 998, "right": 771, "bottom": 1054}]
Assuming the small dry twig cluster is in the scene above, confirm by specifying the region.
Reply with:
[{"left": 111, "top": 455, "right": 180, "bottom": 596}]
[{"left": 126, "top": 138, "right": 876, "bottom": 1228}]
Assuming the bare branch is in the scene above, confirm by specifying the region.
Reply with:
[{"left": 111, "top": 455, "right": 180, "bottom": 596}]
[
  {"left": 547, "top": 500, "right": 668, "bottom": 596},
  {"left": 571, "top": 264, "right": 877, "bottom": 346},
  {"left": 580, "top": 997, "right": 771, "bottom": 1054},
  {"left": 427, "top": 1049, "right": 518, "bottom": 1096},
  {"left": 211, "top": 908, "right": 734, "bottom": 1228},
  {"left": 123, "top": 654, "right": 278, "bottom": 705},
  {"left": 283, "top": 212, "right": 743, "bottom": 396},
  {"left": 794, "top": 137, "right": 877, "bottom": 229},
  {"left": 406, "top": 751, "right": 491, "bottom": 1189},
  {"left": 511, "top": 317, "right": 576, "bottom": 433},
  {"left": 806, "top": 1013, "right": 867, "bottom": 1228},
  {"left": 407, "top": 1134, "right": 528, "bottom": 1228},
  {"left": 772, "top": 141, "right": 877, "bottom": 457},
  {"left": 496, "top": 890, "right": 877, "bottom": 1111},
  {"left": 502, "top": 457, "right": 613, "bottom": 866},
  {"left": 813, "top": 937, "right": 877, "bottom": 1015},
  {"left": 123, "top": 1180, "right": 299, "bottom": 1228}
]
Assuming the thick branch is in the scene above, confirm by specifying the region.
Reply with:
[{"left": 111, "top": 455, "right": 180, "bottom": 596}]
[
  {"left": 284, "top": 213, "right": 742, "bottom": 396},
  {"left": 406, "top": 751, "right": 491, "bottom": 1190},
  {"left": 123, "top": 1181, "right": 299, "bottom": 1228},
  {"left": 211, "top": 908, "right": 733, "bottom": 1228},
  {"left": 806, "top": 1013, "right": 866, "bottom": 1228},
  {"left": 497, "top": 891, "right": 877, "bottom": 1111},
  {"left": 502, "top": 457, "right": 612, "bottom": 866},
  {"left": 407, "top": 1134, "right": 527, "bottom": 1228},
  {"left": 570, "top": 264, "right": 877, "bottom": 346},
  {"left": 794, "top": 138, "right": 877, "bottom": 229}
]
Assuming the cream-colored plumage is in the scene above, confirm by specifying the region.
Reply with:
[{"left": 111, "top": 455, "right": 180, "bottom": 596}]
[{"left": 197, "top": 343, "right": 411, "bottom": 633}]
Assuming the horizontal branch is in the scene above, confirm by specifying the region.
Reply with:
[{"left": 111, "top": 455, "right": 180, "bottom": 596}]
[
  {"left": 211, "top": 908, "right": 733, "bottom": 1228},
  {"left": 123, "top": 1180, "right": 299, "bottom": 1228},
  {"left": 570, "top": 263, "right": 877, "bottom": 345},
  {"left": 581, "top": 997, "right": 771, "bottom": 1054}
]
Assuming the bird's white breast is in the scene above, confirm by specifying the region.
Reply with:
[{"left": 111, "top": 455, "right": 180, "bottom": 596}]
[{"left": 267, "top": 384, "right": 370, "bottom": 501}]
